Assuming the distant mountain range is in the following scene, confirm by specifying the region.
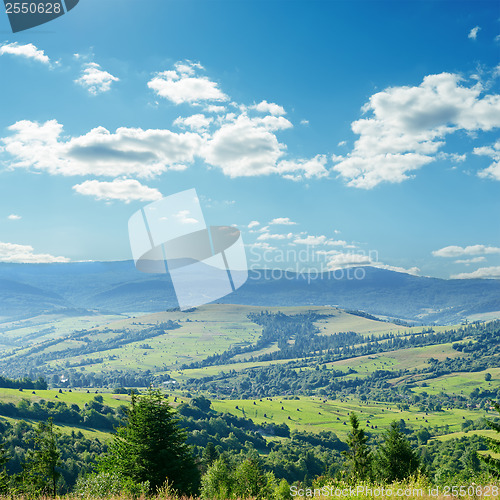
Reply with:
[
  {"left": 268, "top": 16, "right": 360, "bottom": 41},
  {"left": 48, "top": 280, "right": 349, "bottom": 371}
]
[{"left": 0, "top": 261, "right": 499, "bottom": 324}]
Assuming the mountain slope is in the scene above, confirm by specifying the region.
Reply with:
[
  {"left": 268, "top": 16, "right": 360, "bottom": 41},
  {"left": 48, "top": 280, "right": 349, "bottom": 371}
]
[{"left": 0, "top": 261, "right": 499, "bottom": 324}]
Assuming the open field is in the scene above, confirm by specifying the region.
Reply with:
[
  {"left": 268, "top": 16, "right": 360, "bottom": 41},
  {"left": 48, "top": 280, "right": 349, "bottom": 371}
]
[
  {"left": 322, "top": 342, "right": 466, "bottom": 380},
  {"left": 0, "top": 313, "right": 126, "bottom": 344},
  {"left": 0, "top": 387, "right": 130, "bottom": 409},
  {"left": 210, "top": 396, "right": 493, "bottom": 438},
  {"left": 171, "top": 340, "right": 467, "bottom": 383},
  {"left": 412, "top": 367, "right": 500, "bottom": 395},
  {"left": 0, "top": 415, "right": 112, "bottom": 442},
  {"left": 1, "top": 305, "right": 442, "bottom": 375}
]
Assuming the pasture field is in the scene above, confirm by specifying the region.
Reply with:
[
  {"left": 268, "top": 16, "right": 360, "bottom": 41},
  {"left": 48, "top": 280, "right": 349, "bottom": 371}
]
[
  {"left": 210, "top": 396, "right": 493, "bottom": 438},
  {"left": 0, "top": 387, "right": 130, "bottom": 408},
  {"left": 3, "top": 304, "right": 434, "bottom": 375},
  {"left": 0, "top": 313, "right": 126, "bottom": 344},
  {"left": 0, "top": 386, "right": 496, "bottom": 444},
  {"left": 433, "top": 429, "right": 497, "bottom": 441},
  {"left": 323, "top": 342, "right": 466, "bottom": 379},
  {"left": 171, "top": 340, "right": 467, "bottom": 383},
  {"left": 169, "top": 358, "right": 293, "bottom": 381},
  {"left": 412, "top": 367, "right": 500, "bottom": 395},
  {"left": 0, "top": 415, "right": 112, "bottom": 442}
]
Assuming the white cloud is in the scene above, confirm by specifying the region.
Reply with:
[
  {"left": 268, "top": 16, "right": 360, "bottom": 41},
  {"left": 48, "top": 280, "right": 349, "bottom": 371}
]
[
  {"left": 203, "top": 114, "right": 285, "bottom": 177},
  {"left": 175, "top": 209, "right": 199, "bottom": 225},
  {"left": 248, "top": 221, "right": 260, "bottom": 229},
  {"left": 204, "top": 105, "right": 226, "bottom": 114},
  {"left": 451, "top": 266, "right": 500, "bottom": 279},
  {"left": 251, "top": 100, "right": 286, "bottom": 116},
  {"left": 454, "top": 256, "right": 486, "bottom": 264},
  {"left": 277, "top": 155, "right": 329, "bottom": 181},
  {"left": 250, "top": 241, "right": 277, "bottom": 251},
  {"left": 436, "top": 152, "right": 466, "bottom": 163},
  {"left": 468, "top": 26, "right": 481, "bottom": 40},
  {"left": 327, "top": 252, "right": 372, "bottom": 269},
  {"left": 432, "top": 244, "right": 500, "bottom": 258},
  {"left": 148, "top": 61, "right": 228, "bottom": 105},
  {"left": 174, "top": 114, "right": 213, "bottom": 132},
  {"left": 300, "top": 119, "right": 309, "bottom": 126},
  {"left": 294, "top": 234, "right": 349, "bottom": 247},
  {"left": 252, "top": 115, "right": 293, "bottom": 131},
  {"left": 73, "top": 179, "right": 162, "bottom": 203},
  {"left": 332, "top": 72, "right": 500, "bottom": 188},
  {"left": 7, "top": 214, "right": 21, "bottom": 220},
  {"left": 475, "top": 140, "right": 500, "bottom": 180},
  {"left": 0, "top": 42, "right": 50, "bottom": 64},
  {"left": 269, "top": 217, "right": 296, "bottom": 225},
  {"left": 294, "top": 235, "right": 329, "bottom": 246},
  {"left": 0, "top": 242, "right": 69, "bottom": 263},
  {"left": 325, "top": 251, "right": 420, "bottom": 275},
  {"left": 257, "top": 232, "right": 293, "bottom": 241},
  {"left": 373, "top": 263, "right": 420, "bottom": 275},
  {"left": 2, "top": 120, "right": 203, "bottom": 178},
  {"left": 75, "top": 62, "right": 119, "bottom": 94}
]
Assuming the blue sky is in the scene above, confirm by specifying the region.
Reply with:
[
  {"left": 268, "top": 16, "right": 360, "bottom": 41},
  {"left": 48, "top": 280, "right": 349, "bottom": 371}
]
[{"left": 0, "top": 0, "right": 499, "bottom": 279}]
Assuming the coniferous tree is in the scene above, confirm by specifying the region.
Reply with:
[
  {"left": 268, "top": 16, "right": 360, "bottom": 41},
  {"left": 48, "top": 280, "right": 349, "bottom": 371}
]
[
  {"left": 99, "top": 387, "right": 199, "bottom": 495},
  {"left": 374, "top": 421, "right": 420, "bottom": 482},
  {"left": 343, "top": 413, "right": 371, "bottom": 482},
  {"left": 202, "top": 442, "right": 219, "bottom": 472},
  {"left": 480, "top": 400, "right": 500, "bottom": 477},
  {"left": 21, "top": 418, "right": 61, "bottom": 497}
]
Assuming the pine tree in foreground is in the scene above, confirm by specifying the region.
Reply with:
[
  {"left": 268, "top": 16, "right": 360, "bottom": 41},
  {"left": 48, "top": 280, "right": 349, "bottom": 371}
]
[
  {"left": 99, "top": 387, "right": 199, "bottom": 495},
  {"left": 343, "top": 412, "right": 372, "bottom": 482},
  {"left": 374, "top": 420, "right": 421, "bottom": 482},
  {"left": 21, "top": 418, "right": 61, "bottom": 497}
]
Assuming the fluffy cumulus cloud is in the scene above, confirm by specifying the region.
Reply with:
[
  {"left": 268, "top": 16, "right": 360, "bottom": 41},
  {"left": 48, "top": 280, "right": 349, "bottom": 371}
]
[
  {"left": 257, "top": 232, "right": 292, "bottom": 241},
  {"left": 432, "top": 244, "right": 500, "bottom": 258},
  {"left": 73, "top": 179, "right": 162, "bottom": 203},
  {"left": 277, "top": 155, "right": 329, "bottom": 180},
  {"left": 451, "top": 266, "right": 500, "bottom": 279},
  {"left": 0, "top": 242, "right": 69, "bottom": 263},
  {"left": 7, "top": 214, "right": 21, "bottom": 220},
  {"left": 269, "top": 217, "right": 296, "bottom": 225},
  {"left": 294, "top": 234, "right": 349, "bottom": 247},
  {"left": 174, "top": 114, "right": 213, "bottom": 132},
  {"left": 326, "top": 252, "right": 373, "bottom": 269},
  {"left": 173, "top": 210, "right": 199, "bottom": 225},
  {"left": 325, "top": 251, "right": 420, "bottom": 275},
  {"left": 475, "top": 140, "right": 500, "bottom": 180},
  {"left": 468, "top": 26, "right": 481, "bottom": 40},
  {"left": 332, "top": 73, "right": 500, "bottom": 188},
  {"left": 0, "top": 42, "right": 50, "bottom": 64},
  {"left": 1, "top": 60, "right": 332, "bottom": 186},
  {"left": 251, "top": 100, "right": 286, "bottom": 116},
  {"left": 1, "top": 120, "right": 203, "bottom": 177},
  {"left": 203, "top": 114, "right": 286, "bottom": 177},
  {"left": 75, "top": 63, "right": 119, "bottom": 94},
  {"left": 374, "top": 263, "right": 421, "bottom": 275},
  {"left": 148, "top": 61, "right": 228, "bottom": 105},
  {"left": 248, "top": 221, "right": 260, "bottom": 229},
  {"left": 454, "top": 257, "right": 486, "bottom": 264}
]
